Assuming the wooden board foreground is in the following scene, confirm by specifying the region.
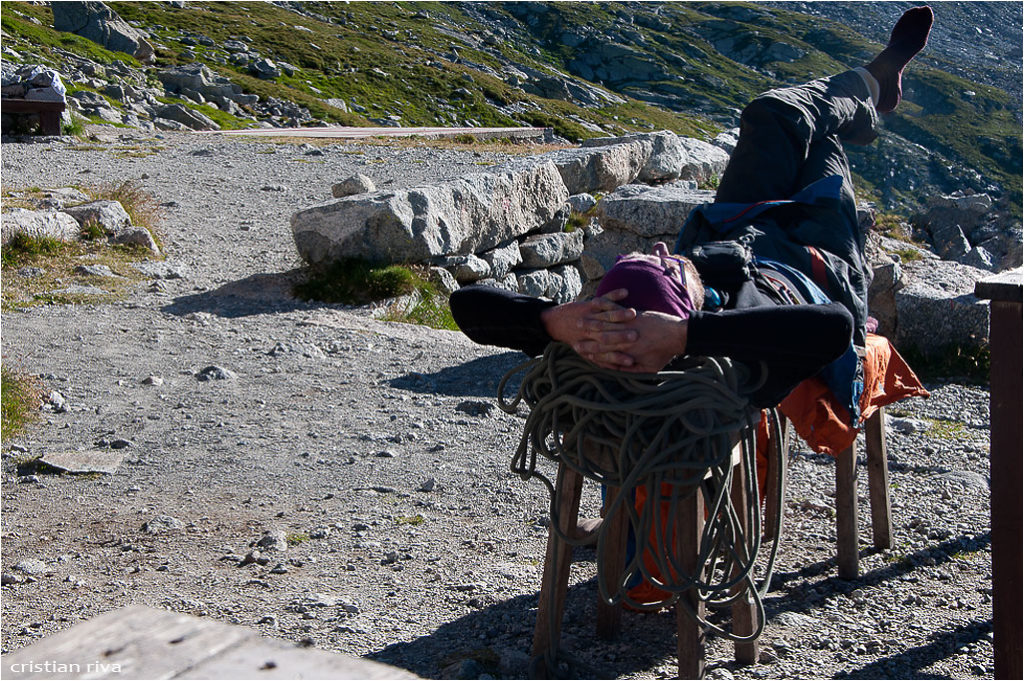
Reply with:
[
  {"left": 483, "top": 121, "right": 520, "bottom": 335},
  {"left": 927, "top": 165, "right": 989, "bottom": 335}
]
[{"left": 2, "top": 605, "right": 417, "bottom": 680}]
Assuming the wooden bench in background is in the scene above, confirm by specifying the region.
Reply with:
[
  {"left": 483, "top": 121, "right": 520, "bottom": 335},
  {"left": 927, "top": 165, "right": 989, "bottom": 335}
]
[
  {"left": 1, "top": 98, "right": 66, "bottom": 136},
  {"left": 3, "top": 605, "right": 417, "bottom": 680}
]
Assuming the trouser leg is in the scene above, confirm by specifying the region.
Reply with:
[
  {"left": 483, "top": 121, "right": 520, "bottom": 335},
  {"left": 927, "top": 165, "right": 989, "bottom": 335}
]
[{"left": 716, "top": 71, "right": 877, "bottom": 205}]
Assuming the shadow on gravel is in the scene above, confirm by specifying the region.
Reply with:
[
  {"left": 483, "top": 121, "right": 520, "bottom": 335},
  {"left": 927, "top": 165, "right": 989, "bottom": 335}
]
[
  {"left": 162, "top": 270, "right": 320, "bottom": 318},
  {"left": 763, "top": 532, "right": 991, "bottom": 617},
  {"left": 368, "top": 574, "right": 680, "bottom": 679},
  {"left": 836, "top": 618, "right": 992, "bottom": 679},
  {"left": 389, "top": 352, "right": 527, "bottom": 398}
]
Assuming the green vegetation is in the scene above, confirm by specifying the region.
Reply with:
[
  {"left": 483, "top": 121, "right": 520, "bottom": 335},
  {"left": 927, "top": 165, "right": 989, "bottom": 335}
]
[
  {"left": 1, "top": 3, "right": 141, "bottom": 66},
  {"left": 294, "top": 258, "right": 458, "bottom": 331},
  {"left": 1, "top": 183, "right": 163, "bottom": 309},
  {"left": 61, "top": 114, "right": 86, "bottom": 138},
  {"left": 295, "top": 258, "right": 418, "bottom": 305},
  {"left": 285, "top": 532, "right": 310, "bottom": 545},
  {"left": 901, "top": 343, "right": 991, "bottom": 385},
  {"left": 1, "top": 233, "right": 68, "bottom": 269},
  {"left": 1, "top": 364, "right": 40, "bottom": 439},
  {"left": 86, "top": 180, "right": 163, "bottom": 239}
]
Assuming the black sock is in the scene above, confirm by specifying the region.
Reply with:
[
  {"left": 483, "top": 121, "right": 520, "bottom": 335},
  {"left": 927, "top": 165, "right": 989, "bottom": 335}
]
[{"left": 865, "top": 6, "right": 934, "bottom": 112}]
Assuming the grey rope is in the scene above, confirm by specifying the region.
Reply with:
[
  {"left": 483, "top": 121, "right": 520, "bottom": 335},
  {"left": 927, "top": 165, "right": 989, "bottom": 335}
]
[{"left": 499, "top": 343, "right": 786, "bottom": 668}]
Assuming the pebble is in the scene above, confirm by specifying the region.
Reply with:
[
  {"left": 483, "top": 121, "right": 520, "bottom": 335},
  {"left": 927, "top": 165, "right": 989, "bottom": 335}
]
[
  {"left": 255, "top": 530, "right": 288, "bottom": 552},
  {"left": 142, "top": 515, "right": 184, "bottom": 534},
  {"left": 13, "top": 558, "right": 47, "bottom": 575},
  {"left": 74, "top": 264, "right": 119, "bottom": 278},
  {"left": 195, "top": 365, "right": 235, "bottom": 381}
]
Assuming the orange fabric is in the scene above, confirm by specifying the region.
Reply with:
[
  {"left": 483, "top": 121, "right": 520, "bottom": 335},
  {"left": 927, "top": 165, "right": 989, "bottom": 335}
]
[
  {"left": 778, "top": 334, "right": 929, "bottom": 455},
  {"left": 625, "top": 482, "right": 675, "bottom": 605}
]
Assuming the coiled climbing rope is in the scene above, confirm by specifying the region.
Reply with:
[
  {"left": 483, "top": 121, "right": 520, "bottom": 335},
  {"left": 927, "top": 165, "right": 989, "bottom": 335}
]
[{"left": 499, "top": 342, "right": 786, "bottom": 656}]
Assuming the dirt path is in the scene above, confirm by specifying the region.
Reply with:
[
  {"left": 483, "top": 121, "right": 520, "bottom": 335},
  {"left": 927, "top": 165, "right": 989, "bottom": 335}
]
[{"left": 1, "top": 129, "right": 995, "bottom": 679}]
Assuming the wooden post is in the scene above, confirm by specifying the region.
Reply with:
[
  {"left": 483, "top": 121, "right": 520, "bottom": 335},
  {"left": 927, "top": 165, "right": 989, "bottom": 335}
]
[
  {"left": 835, "top": 442, "right": 859, "bottom": 579},
  {"left": 596, "top": 485, "right": 630, "bottom": 640},
  {"left": 864, "top": 408, "right": 893, "bottom": 550},
  {"left": 975, "top": 271, "right": 1023, "bottom": 681},
  {"left": 731, "top": 449, "right": 759, "bottom": 665},
  {"left": 532, "top": 463, "right": 584, "bottom": 662},
  {"left": 677, "top": 485, "right": 706, "bottom": 679}
]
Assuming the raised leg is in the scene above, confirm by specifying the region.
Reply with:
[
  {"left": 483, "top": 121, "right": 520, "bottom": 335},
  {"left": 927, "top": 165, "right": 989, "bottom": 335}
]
[
  {"left": 677, "top": 485, "right": 706, "bottom": 679},
  {"left": 532, "top": 463, "right": 584, "bottom": 662},
  {"left": 864, "top": 408, "right": 893, "bottom": 550},
  {"left": 835, "top": 441, "right": 860, "bottom": 579}
]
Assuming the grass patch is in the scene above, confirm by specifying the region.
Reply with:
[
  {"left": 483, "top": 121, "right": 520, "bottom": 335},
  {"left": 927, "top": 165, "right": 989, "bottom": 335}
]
[
  {"left": 1, "top": 205, "right": 160, "bottom": 311},
  {"left": 61, "top": 115, "right": 86, "bottom": 138},
  {"left": 285, "top": 532, "right": 310, "bottom": 546},
  {"left": 901, "top": 343, "right": 990, "bottom": 385},
  {"left": 1, "top": 364, "right": 41, "bottom": 439},
  {"left": 889, "top": 247, "right": 925, "bottom": 263},
  {"left": 294, "top": 259, "right": 458, "bottom": 331},
  {"left": 85, "top": 180, "right": 164, "bottom": 242},
  {"left": 380, "top": 285, "right": 458, "bottom": 332},
  {"left": 1, "top": 234, "right": 68, "bottom": 269},
  {"left": 294, "top": 258, "right": 419, "bottom": 305}
]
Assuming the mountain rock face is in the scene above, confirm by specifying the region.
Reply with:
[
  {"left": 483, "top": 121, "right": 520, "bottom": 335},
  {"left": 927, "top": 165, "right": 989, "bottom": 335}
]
[
  {"left": 4, "top": 1, "right": 1019, "bottom": 221},
  {"left": 51, "top": 1, "right": 154, "bottom": 63}
]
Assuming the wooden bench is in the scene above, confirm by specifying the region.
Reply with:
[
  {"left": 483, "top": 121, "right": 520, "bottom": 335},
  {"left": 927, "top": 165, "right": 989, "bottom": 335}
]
[
  {"left": 1, "top": 98, "right": 66, "bottom": 135},
  {"left": 2, "top": 605, "right": 417, "bottom": 680}
]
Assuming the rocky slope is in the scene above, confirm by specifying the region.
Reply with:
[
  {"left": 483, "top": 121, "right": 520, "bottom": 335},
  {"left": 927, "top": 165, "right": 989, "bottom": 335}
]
[
  {"left": 0, "top": 128, "right": 998, "bottom": 680},
  {"left": 1, "top": 1, "right": 1021, "bottom": 217}
]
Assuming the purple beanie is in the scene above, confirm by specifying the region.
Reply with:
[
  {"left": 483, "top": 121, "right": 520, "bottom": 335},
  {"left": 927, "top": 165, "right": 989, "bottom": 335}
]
[{"left": 595, "top": 255, "right": 695, "bottom": 319}]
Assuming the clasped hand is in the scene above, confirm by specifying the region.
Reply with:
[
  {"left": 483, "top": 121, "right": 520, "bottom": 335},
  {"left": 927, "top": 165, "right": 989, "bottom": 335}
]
[{"left": 540, "top": 289, "right": 689, "bottom": 373}]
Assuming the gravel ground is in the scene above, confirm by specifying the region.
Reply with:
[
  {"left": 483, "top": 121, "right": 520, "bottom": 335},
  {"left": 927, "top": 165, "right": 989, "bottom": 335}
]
[{"left": 1, "top": 128, "right": 994, "bottom": 679}]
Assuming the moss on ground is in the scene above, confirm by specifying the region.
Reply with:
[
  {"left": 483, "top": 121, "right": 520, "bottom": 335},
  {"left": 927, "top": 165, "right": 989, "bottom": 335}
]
[{"left": 1, "top": 364, "right": 41, "bottom": 439}]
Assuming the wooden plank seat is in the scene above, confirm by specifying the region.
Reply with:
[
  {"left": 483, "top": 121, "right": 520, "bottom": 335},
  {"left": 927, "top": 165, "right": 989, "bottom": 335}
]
[{"left": 2, "top": 98, "right": 66, "bottom": 135}]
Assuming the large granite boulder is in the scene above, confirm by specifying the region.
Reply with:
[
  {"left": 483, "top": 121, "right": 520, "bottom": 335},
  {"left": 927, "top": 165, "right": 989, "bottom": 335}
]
[
  {"left": 677, "top": 137, "right": 730, "bottom": 185},
  {"left": 52, "top": 1, "right": 154, "bottom": 63},
  {"left": 291, "top": 162, "right": 569, "bottom": 264},
  {"left": 582, "top": 184, "right": 713, "bottom": 278},
  {"left": 894, "top": 259, "right": 991, "bottom": 355}
]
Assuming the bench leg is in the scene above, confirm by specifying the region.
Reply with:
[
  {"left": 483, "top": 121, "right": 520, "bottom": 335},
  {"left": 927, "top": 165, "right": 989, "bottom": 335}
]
[
  {"left": 39, "top": 110, "right": 61, "bottom": 136},
  {"left": 596, "top": 485, "right": 629, "bottom": 640},
  {"left": 532, "top": 463, "right": 584, "bottom": 662},
  {"left": 835, "top": 441, "right": 859, "bottom": 579},
  {"left": 677, "top": 485, "right": 706, "bottom": 679},
  {"left": 762, "top": 414, "right": 788, "bottom": 543},
  {"left": 731, "top": 454, "right": 759, "bottom": 665},
  {"left": 864, "top": 408, "right": 893, "bottom": 550}
]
